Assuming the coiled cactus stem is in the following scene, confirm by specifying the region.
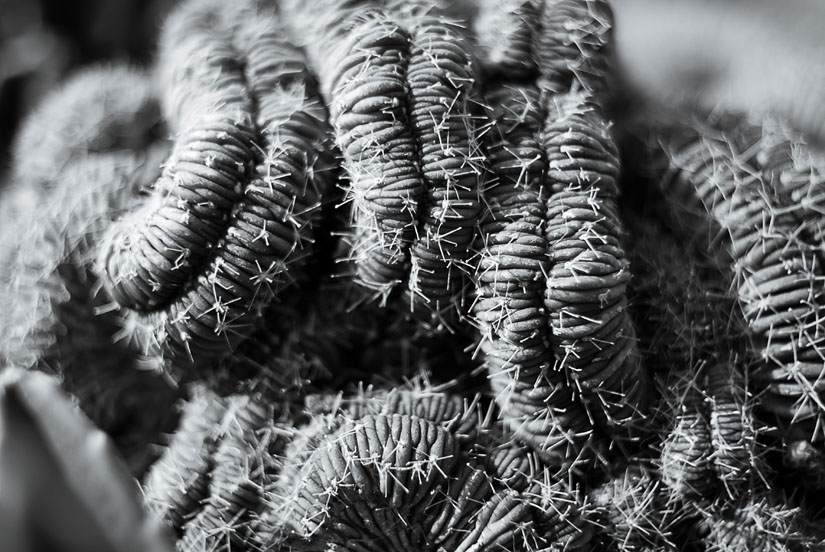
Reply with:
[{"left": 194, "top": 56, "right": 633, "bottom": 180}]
[
  {"left": 97, "top": 0, "right": 336, "bottom": 379},
  {"left": 284, "top": 1, "right": 483, "bottom": 332},
  {"left": 142, "top": 380, "right": 292, "bottom": 550},
  {"left": 257, "top": 385, "right": 592, "bottom": 551},
  {"left": 659, "top": 117, "right": 825, "bottom": 457},
  {"left": 474, "top": 82, "right": 594, "bottom": 470}
]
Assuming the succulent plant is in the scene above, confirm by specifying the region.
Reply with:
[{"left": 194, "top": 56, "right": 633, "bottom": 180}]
[
  {"left": 4, "top": 0, "right": 825, "bottom": 550},
  {"left": 97, "top": 0, "right": 337, "bottom": 381},
  {"left": 656, "top": 115, "right": 825, "bottom": 485}
]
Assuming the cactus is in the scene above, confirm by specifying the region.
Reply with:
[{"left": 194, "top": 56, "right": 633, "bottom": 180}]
[
  {"left": 474, "top": 82, "right": 594, "bottom": 470},
  {"left": 537, "top": 0, "right": 649, "bottom": 440},
  {"left": 98, "top": 0, "right": 336, "bottom": 379},
  {"left": 5, "top": 0, "right": 825, "bottom": 551},
  {"left": 283, "top": 0, "right": 484, "bottom": 332},
  {"left": 0, "top": 65, "right": 179, "bottom": 474},
  {"left": 657, "top": 115, "right": 825, "bottom": 479},
  {"left": 256, "top": 385, "right": 593, "bottom": 551}
]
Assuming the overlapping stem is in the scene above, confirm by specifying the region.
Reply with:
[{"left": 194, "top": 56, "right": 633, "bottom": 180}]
[
  {"left": 537, "top": 0, "right": 648, "bottom": 437},
  {"left": 98, "top": 0, "right": 336, "bottom": 375},
  {"left": 660, "top": 120, "right": 825, "bottom": 444},
  {"left": 327, "top": 16, "right": 425, "bottom": 297},
  {"left": 474, "top": 83, "right": 593, "bottom": 469},
  {"left": 284, "top": 1, "right": 482, "bottom": 330}
]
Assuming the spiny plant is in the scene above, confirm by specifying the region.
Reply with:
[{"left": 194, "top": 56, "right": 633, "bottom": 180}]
[
  {"left": 536, "top": 0, "right": 648, "bottom": 439},
  {"left": 142, "top": 381, "right": 294, "bottom": 551},
  {"left": 283, "top": 0, "right": 484, "bottom": 333},
  {"left": 8, "top": 65, "right": 161, "bottom": 193},
  {"left": 97, "top": 0, "right": 337, "bottom": 381},
  {"left": 255, "top": 384, "right": 593, "bottom": 551},
  {"left": 656, "top": 115, "right": 825, "bottom": 479},
  {"left": 627, "top": 216, "right": 760, "bottom": 500},
  {"left": 0, "top": 65, "right": 179, "bottom": 474},
  {"left": 468, "top": 0, "right": 648, "bottom": 478}
]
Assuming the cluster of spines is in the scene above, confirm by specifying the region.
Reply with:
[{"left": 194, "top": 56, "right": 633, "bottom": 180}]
[
  {"left": 659, "top": 119, "right": 825, "bottom": 451},
  {"left": 706, "top": 361, "right": 756, "bottom": 493},
  {"left": 255, "top": 386, "right": 592, "bottom": 551},
  {"left": 659, "top": 379, "right": 714, "bottom": 499},
  {"left": 628, "top": 217, "right": 759, "bottom": 500},
  {"left": 590, "top": 460, "right": 685, "bottom": 552},
  {"left": 698, "top": 489, "right": 819, "bottom": 552},
  {"left": 0, "top": 65, "right": 179, "bottom": 471},
  {"left": 328, "top": 16, "right": 424, "bottom": 299},
  {"left": 97, "top": 0, "right": 336, "bottom": 378},
  {"left": 585, "top": 456, "right": 821, "bottom": 552},
  {"left": 473, "top": 82, "right": 593, "bottom": 470}
]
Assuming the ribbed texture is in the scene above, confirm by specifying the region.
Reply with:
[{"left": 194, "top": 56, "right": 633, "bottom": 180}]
[{"left": 98, "top": 0, "right": 335, "bottom": 377}]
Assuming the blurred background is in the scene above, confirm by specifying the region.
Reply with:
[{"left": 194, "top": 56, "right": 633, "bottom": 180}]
[{"left": 0, "top": 0, "right": 175, "bottom": 178}]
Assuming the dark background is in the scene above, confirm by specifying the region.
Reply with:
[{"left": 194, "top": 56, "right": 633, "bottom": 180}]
[{"left": 0, "top": 0, "right": 176, "bottom": 179}]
